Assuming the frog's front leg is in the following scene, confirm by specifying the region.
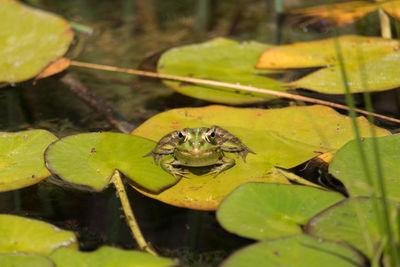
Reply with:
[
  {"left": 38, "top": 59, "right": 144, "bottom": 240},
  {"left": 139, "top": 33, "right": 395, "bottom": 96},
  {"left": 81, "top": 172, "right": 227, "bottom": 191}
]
[
  {"left": 208, "top": 156, "right": 235, "bottom": 178},
  {"left": 160, "top": 157, "right": 190, "bottom": 180}
]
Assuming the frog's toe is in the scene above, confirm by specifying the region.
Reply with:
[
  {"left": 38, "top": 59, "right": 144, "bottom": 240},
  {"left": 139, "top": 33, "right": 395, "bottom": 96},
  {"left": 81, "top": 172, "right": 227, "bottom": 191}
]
[{"left": 172, "top": 169, "right": 191, "bottom": 179}]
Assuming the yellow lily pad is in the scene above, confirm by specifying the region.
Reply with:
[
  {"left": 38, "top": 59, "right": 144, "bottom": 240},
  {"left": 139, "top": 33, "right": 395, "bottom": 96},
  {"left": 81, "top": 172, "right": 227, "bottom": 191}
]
[
  {"left": 289, "top": 1, "right": 379, "bottom": 28},
  {"left": 0, "top": 130, "right": 57, "bottom": 192},
  {"left": 256, "top": 35, "right": 400, "bottom": 69},
  {"left": 131, "top": 105, "right": 389, "bottom": 210},
  {"left": 0, "top": 0, "right": 73, "bottom": 82}
]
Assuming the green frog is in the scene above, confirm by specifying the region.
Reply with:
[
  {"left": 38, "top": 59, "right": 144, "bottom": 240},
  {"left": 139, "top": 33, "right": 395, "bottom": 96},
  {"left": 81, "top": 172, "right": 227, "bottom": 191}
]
[{"left": 144, "top": 126, "right": 255, "bottom": 179}]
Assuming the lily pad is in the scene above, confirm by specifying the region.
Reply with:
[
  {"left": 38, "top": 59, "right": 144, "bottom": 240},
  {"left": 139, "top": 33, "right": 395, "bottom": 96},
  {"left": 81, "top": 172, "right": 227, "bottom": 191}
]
[
  {"left": 45, "top": 132, "right": 177, "bottom": 192},
  {"left": 256, "top": 35, "right": 400, "bottom": 69},
  {"left": 217, "top": 183, "right": 344, "bottom": 240},
  {"left": 49, "top": 246, "right": 174, "bottom": 267},
  {"left": 158, "top": 38, "right": 286, "bottom": 104},
  {"left": 0, "top": 254, "right": 54, "bottom": 267},
  {"left": 131, "top": 105, "right": 389, "bottom": 210},
  {"left": 0, "top": 214, "right": 77, "bottom": 254},
  {"left": 256, "top": 35, "right": 400, "bottom": 94},
  {"left": 305, "top": 197, "right": 398, "bottom": 258},
  {"left": 289, "top": 51, "right": 400, "bottom": 94},
  {"left": 0, "top": 130, "right": 57, "bottom": 192},
  {"left": 289, "top": 1, "right": 400, "bottom": 29},
  {"left": 221, "top": 234, "right": 366, "bottom": 267},
  {"left": 329, "top": 134, "right": 400, "bottom": 200},
  {"left": 0, "top": 0, "right": 73, "bottom": 82}
]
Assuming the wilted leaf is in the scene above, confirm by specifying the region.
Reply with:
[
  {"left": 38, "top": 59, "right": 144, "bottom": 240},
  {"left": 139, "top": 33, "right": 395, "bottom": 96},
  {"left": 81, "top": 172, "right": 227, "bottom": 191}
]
[
  {"left": 329, "top": 134, "right": 400, "bottom": 200},
  {"left": 158, "top": 38, "right": 286, "bottom": 104},
  {"left": 221, "top": 235, "right": 365, "bottom": 267},
  {"left": 0, "top": 0, "right": 73, "bottom": 82},
  {"left": 35, "top": 57, "right": 71, "bottom": 81},
  {"left": 0, "top": 214, "right": 77, "bottom": 254},
  {"left": 45, "top": 132, "right": 177, "bottom": 192},
  {"left": 50, "top": 246, "right": 174, "bottom": 267},
  {"left": 131, "top": 105, "right": 389, "bottom": 210},
  {"left": 0, "top": 130, "right": 57, "bottom": 192},
  {"left": 217, "top": 183, "right": 344, "bottom": 240}
]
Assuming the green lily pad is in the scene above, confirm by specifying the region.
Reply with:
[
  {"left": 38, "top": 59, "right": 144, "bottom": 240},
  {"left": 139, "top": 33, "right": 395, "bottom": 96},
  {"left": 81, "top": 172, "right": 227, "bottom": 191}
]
[
  {"left": 0, "top": 0, "right": 73, "bottom": 82},
  {"left": 217, "top": 183, "right": 344, "bottom": 240},
  {"left": 329, "top": 134, "right": 400, "bottom": 200},
  {"left": 158, "top": 38, "right": 286, "bottom": 104},
  {"left": 305, "top": 197, "right": 399, "bottom": 258},
  {"left": 256, "top": 35, "right": 400, "bottom": 69},
  {"left": 221, "top": 234, "right": 366, "bottom": 267},
  {"left": 0, "top": 254, "right": 54, "bottom": 267},
  {"left": 131, "top": 105, "right": 389, "bottom": 210},
  {"left": 45, "top": 132, "right": 177, "bottom": 192},
  {"left": 49, "top": 246, "right": 174, "bottom": 267},
  {"left": 0, "top": 214, "right": 77, "bottom": 254},
  {"left": 0, "top": 130, "right": 57, "bottom": 192}
]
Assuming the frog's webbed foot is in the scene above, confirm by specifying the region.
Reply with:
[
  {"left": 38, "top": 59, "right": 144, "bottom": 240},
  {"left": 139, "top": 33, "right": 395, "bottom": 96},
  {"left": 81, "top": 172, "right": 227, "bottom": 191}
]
[
  {"left": 237, "top": 147, "right": 256, "bottom": 163},
  {"left": 205, "top": 157, "right": 236, "bottom": 178},
  {"left": 160, "top": 158, "right": 190, "bottom": 180}
]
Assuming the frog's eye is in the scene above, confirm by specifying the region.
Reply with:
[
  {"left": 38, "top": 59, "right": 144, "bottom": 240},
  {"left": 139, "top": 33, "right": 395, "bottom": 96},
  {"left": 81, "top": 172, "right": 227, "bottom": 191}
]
[
  {"left": 178, "top": 132, "right": 184, "bottom": 139},
  {"left": 205, "top": 130, "right": 215, "bottom": 142}
]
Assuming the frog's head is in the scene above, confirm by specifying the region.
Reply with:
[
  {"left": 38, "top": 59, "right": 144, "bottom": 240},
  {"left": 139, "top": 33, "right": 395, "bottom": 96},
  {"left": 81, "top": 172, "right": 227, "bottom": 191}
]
[{"left": 176, "top": 127, "right": 218, "bottom": 153}]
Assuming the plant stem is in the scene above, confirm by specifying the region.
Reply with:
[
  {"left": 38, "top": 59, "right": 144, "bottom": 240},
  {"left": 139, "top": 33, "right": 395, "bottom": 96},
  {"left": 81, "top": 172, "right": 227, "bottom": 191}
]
[
  {"left": 378, "top": 8, "right": 391, "bottom": 39},
  {"left": 111, "top": 170, "right": 157, "bottom": 255},
  {"left": 69, "top": 60, "right": 400, "bottom": 124},
  {"left": 333, "top": 34, "right": 375, "bottom": 258}
]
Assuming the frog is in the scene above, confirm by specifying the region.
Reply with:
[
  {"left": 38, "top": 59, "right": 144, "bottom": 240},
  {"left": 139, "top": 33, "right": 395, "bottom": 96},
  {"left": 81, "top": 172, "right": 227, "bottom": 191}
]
[{"left": 144, "top": 125, "right": 255, "bottom": 179}]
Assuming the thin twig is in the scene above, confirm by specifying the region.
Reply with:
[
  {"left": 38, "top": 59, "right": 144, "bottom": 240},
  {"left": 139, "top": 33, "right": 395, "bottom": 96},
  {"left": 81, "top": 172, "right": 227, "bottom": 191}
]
[
  {"left": 60, "top": 73, "right": 135, "bottom": 133},
  {"left": 111, "top": 170, "right": 157, "bottom": 255},
  {"left": 69, "top": 60, "right": 400, "bottom": 124}
]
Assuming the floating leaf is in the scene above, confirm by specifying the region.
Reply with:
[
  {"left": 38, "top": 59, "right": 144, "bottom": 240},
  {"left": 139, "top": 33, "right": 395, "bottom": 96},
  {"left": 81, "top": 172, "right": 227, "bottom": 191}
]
[
  {"left": 217, "top": 183, "right": 344, "bottom": 240},
  {"left": 306, "top": 198, "right": 398, "bottom": 258},
  {"left": 0, "top": 130, "right": 57, "bottom": 192},
  {"left": 0, "top": 214, "right": 77, "bottom": 254},
  {"left": 256, "top": 35, "right": 400, "bottom": 94},
  {"left": 221, "top": 235, "right": 366, "bottom": 267},
  {"left": 45, "top": 132, "right": 177, "bottom": 192},
  {"left": 0, "top": 0, "right": 73, "bottom": 82},
  {"left": 35, "top": 57, "right": 71, "bottom": 81},
  {"left": 158, "top": 38, "right": 285, "bottom": 104},
  {"left": 329, "top": 134, "right": 400, "bottom": 200},
  {"left": 289, "top": 1, "right": 379, "bottom": 28},
  {"left": 131, "top": 105, "right": 389, "bottom": 210},
  {"left": 381, "top": 1, "right": 400, "bottom": 20},
  {"left": 256, "top": 35, "right": 400, "bottom": 69},
  {"left": 0, "top": 254, "right": 54, "bottom": 267},
  {"left": 289, "top": 0, "right": 400, "bottom": 30},
  {"left": 289, "top": 51, "right": 400, "bottom": 94},
  {"left": 50, "top": 246, "right": 174, "bottom": 267}
]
